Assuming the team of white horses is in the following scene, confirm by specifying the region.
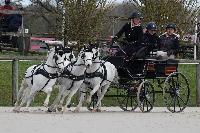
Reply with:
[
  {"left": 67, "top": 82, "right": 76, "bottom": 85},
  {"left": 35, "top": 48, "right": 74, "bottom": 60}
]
[{"left": 13, "top": 43, "right": 118, "bottom": 113}]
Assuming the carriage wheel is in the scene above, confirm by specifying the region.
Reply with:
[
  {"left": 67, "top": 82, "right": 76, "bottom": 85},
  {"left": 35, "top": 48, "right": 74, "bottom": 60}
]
[
  {"left": 163, "top": 72, "right": 190, "bottom": 113},
  {"left": 137, "top": 80, "right": 155, "bottom": 112},
  {"left": 115, "top": 81, "right": 138, "bottom": 111},
  {"left": 87, "top": 93, "right": 98, "bottom": 111}
]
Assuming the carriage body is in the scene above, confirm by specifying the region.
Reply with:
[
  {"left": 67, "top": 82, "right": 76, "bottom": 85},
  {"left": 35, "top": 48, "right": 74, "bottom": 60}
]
[
  {"left": 105, "top": 56, "right": 178, "bottom": 80},
  {"left": 100, "top": 54, "right": 189, "bottom": 113}
]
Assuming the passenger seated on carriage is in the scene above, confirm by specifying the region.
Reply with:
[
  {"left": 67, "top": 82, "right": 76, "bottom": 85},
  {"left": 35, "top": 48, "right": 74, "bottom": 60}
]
[
  {"left": 141, "top": 22, "right": 160, "bottom": 57},
  {"left": 112, "top": 11, "right": 144, "bottom": 58},
  {"left": 159, "top": 23, "right": 180, "bottom": 59}
]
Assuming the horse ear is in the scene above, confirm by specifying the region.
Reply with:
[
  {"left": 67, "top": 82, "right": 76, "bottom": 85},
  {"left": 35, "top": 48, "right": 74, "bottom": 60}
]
[{"left": 83, "top": 45, "right": 86, "bottom": 50}]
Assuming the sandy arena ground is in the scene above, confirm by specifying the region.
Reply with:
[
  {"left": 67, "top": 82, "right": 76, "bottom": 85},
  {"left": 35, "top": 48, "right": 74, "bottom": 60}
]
[{"left": 0, "top": 107, "right": 200, "bottom": 133}]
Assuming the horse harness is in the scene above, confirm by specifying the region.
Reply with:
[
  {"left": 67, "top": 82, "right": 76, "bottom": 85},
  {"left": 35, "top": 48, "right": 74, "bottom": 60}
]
[
  {"left": 25, "top": 63, "right": 59, "bottom": 90},
  {"left": 83, "top": 61, "right": 111, "bottom": 91},
  {"left": 59, "top": 61, "right": 86, "bottom": 90}
]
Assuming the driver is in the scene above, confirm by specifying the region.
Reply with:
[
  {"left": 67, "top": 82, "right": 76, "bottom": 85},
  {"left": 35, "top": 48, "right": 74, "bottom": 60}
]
[{"left": 112, "top": 11, "right": 144, "bottom": 57}]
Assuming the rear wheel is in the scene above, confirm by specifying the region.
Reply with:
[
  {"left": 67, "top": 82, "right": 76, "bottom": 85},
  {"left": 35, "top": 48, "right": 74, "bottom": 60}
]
[
  {"left": 137, "top": 80, "right": 155, "bottom": 112},
  {"left": 163, "top": 72, "right": 190, "bottom": 113}
]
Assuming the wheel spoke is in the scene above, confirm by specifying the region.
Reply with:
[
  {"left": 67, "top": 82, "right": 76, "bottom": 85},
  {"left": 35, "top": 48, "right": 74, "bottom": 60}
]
[
  {"left": 164, "top": 73, "right": 190, "bottom": 113},
  {"left": 143, "top": 99, "right": 145, "bottom": 111},
  {"left": 125, "top": 95, "right": 129, "bottom": 109},
  {"left": 173, "top": 95, "right": 176, "bottom": 112},
  {"left": 176, "top": 95, "right": 182, "bottom": 111},
  {"left": 177, "top": 95, "right": 187, "bottom": 106},
  {"left": 130, "top": 96, "right": 133, "bottom": 109},
  {"left": 146, "top": 98, "right": 153, "bottom": 109},
  {"left": 117, "top": 83, "right": 138, "bottom": 111}
]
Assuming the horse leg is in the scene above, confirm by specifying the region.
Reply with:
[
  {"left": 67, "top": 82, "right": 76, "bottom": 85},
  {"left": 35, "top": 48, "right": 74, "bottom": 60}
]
[
  {"left": 43, "top": 90, "right": 51, "bottom": 107},
  {"left": 62, "top": 88, "right": 79, "bottom": 113},
  {"left": 93, "top": 84, "right": 110, "bottom": 112},
  {"left": 57, "top": 89, "right": 70, "bottom": 111},
  {"left": 74, "top": 85, "right": 87, "bottom": 112},
  {"left": 48, "top": 85, "right": 65, "bottom": 112},
  {"left": 86, "top": 84, "right": 100, "bottom": 104},
  {"left": 96, "top": 89, "right": 102, "bottom": 112},
  {"left": 24, "top": 89, "right": 37, "bottom": 112}
]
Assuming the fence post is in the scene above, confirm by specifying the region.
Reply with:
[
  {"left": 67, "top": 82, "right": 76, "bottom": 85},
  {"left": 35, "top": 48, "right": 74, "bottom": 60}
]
[
  {"left": 196, "top": 63, "right": 200, "bottom": 106},
  {"left": 12, "top": 58, "right": 19, "bottom": 106}
]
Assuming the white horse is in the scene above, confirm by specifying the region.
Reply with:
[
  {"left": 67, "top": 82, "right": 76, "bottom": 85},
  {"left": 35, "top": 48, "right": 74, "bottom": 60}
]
[
  {"left": 74, "top": 45, "right": 118, "bottom": 112},
  {"left": 13, "top": 46, "right": 74, "bottom": 112},
  {"left": 47, "top": 45, "right": 94, "bottom": 112}
]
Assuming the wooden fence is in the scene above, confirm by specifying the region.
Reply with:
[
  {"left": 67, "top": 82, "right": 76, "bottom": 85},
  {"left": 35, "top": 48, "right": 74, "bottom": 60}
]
[{"left": 0, "top": 56, "right": 200, "bottom": 106}]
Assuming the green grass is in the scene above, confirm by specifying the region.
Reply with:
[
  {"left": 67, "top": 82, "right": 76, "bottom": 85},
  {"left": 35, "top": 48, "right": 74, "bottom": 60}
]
[{"left": 0, "top": 61, "right": 197, "bottom": 107}]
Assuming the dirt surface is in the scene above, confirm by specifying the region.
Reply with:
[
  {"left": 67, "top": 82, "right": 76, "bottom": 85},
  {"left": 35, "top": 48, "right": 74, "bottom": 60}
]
[{"left": 0, "top": 107, "right": 200, "bottom": 133}]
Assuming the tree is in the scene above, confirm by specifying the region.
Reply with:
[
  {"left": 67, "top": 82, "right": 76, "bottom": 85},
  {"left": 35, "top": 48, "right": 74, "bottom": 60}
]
[
  {"left": 62, "top": 0, "right": 114, "bottom": 48},
  {"left": 125, "top": 0, "right": 199, "bottom": 36},
  {"left": 27, "top": 0, "right": 114, "bottom": 49}
]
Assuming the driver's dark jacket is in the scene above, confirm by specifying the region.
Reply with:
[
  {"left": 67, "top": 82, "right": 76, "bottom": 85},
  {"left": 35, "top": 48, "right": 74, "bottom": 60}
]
[
  {"left": 159, "top": 33, "right": 179, "bottom": 55},
  {"left": 114, "top": 22, "right": 143, "bottom": 57},
  {"left": 115, "top": 22, "right": 143, "bottom": 43}
]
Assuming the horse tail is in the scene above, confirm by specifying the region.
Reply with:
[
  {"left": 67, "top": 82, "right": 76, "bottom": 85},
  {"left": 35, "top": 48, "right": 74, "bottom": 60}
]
[{"left": 15, "top": 79, "right": 28, "bottom": 106}]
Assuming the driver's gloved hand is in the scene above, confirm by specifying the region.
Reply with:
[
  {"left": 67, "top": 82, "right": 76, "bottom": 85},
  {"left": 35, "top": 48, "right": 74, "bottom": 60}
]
[{"left": 112, "top": 36, "right": 118, "bottom": 44}]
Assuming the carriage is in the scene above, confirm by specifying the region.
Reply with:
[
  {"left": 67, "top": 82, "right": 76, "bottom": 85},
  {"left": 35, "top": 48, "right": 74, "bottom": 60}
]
[{"left": 89, "top": 42, "right": 190, "bottom": 113}]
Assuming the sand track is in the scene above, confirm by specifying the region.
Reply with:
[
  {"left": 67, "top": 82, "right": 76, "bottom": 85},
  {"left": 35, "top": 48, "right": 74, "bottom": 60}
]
[{"left": 0, "top": 107, "right": 200, "bottom": 133}]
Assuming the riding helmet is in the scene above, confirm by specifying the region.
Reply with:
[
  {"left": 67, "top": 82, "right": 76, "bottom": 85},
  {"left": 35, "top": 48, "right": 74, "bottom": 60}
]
[
  {"left": 129, "top": 11, "right": 143, "bottom": 19},
  {"left": 146, "top": 22, "right": 157, "bottom": 30},
  {"left": 166, "top": 23, "right": 176, "bottom": 30}
]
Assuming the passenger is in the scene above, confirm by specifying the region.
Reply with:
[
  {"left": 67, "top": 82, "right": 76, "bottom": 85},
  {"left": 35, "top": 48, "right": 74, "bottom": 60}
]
[
  {"left": 112, "top": 11, "right": 144, "bottom": 58},
  {"left": 159, "top": 23, "right": 179, "bottom": 59},
  {"left": 142, "top": 22, "right": 160, "bottom": 57}
]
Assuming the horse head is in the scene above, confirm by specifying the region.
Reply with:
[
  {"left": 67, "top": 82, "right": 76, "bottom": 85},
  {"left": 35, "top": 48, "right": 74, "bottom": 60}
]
[
  {"left": 78, "top": 44, "right": 95, "bottom": 68},
  {"left": 49, "top": 45, "right": 70, "bottom": 71},
  {"left": 63, "top": 46, "right": 76, "bottom": 66},
  {"left": 90, "top": 43, "right": 100, "bottom": 61}
]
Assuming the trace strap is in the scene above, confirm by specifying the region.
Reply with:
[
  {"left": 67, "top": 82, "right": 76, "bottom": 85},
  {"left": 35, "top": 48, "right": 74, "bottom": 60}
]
[{"left": 25, "top": 63, "right": 59, "bottom": 90}]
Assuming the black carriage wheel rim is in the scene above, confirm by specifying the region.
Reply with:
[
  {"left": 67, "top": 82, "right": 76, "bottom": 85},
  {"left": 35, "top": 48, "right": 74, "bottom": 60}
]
[
  {"left": 138, "top": 81, "right": 155, "bottom": 112},
  {"left": 164, "top": 72, "right": 190, "bottom": 113},
  {"left": 116, "top": 82, "right": 138, "bottom": 111}
]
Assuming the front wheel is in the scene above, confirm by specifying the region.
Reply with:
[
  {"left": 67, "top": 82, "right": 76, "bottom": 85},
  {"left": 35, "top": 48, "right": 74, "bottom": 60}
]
[
  {"left": 137, "top": 80, "right": 155, "bottom": 112},
  {"left": 115, "top": 81, "right": 138, "bottom": 111}
]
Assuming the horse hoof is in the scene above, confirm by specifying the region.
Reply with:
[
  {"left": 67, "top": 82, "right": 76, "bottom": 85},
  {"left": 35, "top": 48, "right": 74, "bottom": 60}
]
[
  {"left": 13, "top": 108, "right": 20, "bottom": 113},
  {"left": 91, "top": 109, "right": 97, "bottom": 112},
  {"left": 96, "top": 108, "right": 101, "bottom": 112},
  {"left": 47, "top": 108, "right": 52, "bottom": 112},
  {"left": 47, "top": 108, "right": 56, "bottom": 112},
  {"left": 57, "top": 107, "right": 63, "bottom": 112}
]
